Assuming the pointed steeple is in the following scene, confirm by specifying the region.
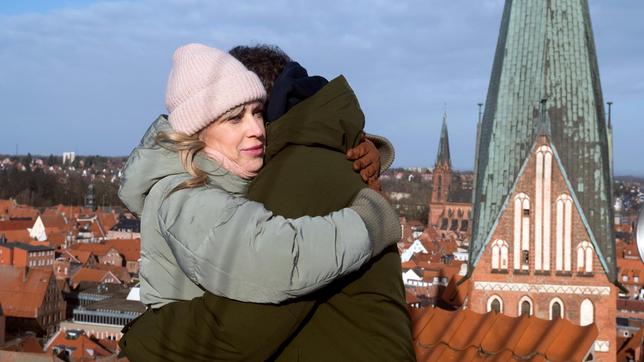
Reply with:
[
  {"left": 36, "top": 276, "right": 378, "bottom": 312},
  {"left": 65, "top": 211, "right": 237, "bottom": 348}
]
[
  {"left": 471, "top": 0, "right": 615, "bottom": 279},
  {"left": 435, "top": 112, "right": 451, "bottom": 168}
]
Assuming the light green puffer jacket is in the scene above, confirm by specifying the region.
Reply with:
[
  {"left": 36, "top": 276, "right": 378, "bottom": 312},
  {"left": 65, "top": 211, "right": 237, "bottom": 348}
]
[{"left": 118, "top": 116, "right": 379, "bottom": 307}]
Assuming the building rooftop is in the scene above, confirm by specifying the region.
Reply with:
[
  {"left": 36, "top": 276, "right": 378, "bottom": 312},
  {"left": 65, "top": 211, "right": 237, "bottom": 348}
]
[
  {"left": 0, "top": 241, "right": 53, "bottom": 252},
  {"left": 411, "top": 306, "right": 597, "bottom": 362}
]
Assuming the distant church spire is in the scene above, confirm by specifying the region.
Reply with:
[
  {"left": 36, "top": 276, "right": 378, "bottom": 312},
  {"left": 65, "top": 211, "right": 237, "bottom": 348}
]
[
  {"left": 435, "top": 111, "right": 451, "bottom": 168},
  {"left": 431, "top": 112, "right": 452, "bottom": 205}
]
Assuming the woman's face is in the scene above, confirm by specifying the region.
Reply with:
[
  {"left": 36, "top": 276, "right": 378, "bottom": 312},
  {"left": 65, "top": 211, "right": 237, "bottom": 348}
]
[{"left": 200, "top": 101, "right": 266, "bottom": 173}]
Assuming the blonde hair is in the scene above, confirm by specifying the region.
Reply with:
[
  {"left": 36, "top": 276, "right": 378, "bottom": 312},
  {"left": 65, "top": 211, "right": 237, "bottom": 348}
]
[{"left": 157, "top": 104, "right": 247, "bottom": 193}]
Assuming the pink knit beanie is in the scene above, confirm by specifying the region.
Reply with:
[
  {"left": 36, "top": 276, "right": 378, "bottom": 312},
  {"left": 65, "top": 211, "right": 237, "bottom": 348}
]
[{"left": 165, "top": 43, "right": 267, "bottom": 135}]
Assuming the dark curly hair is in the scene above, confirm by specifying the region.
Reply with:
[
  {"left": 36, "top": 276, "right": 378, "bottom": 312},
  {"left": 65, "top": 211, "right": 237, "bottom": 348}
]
[{"left": 229, "top": 44, "right": 291, "bottom": 96}]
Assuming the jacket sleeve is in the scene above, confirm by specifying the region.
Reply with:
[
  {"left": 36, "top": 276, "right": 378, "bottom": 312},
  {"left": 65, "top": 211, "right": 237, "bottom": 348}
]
[
  {"left": 157, "top": 183, "right": 372, "bottom": 304},
  {"left": 365, "top": 132, "right": 395, "bottom": 173}
]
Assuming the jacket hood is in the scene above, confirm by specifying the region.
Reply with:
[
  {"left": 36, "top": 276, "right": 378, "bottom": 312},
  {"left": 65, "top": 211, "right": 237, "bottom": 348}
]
[
  {"left": 118, "top": 115, "right": 249, "bottom": 217},
  {"left": 265, "top": 75, "right": 364, "bottom": 163}
]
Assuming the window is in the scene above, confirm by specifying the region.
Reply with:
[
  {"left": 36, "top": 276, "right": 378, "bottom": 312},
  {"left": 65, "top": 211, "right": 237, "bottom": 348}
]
[
  {"left": 514, "top": 193, "right": 530, "bottom": 270},
  {"left": 556, "top": 194, "right": 573, "bottom": 272},
  {"left": 487, "top": 295, "right": 503, "bottom": 313},
  {"left": 491, "top": 299, "right": 501, "bottom": 313},
  {"left": 491, "top": 240, "right": 509, "bottom": 271},
  {"left": 580, "top": 299, "right": 594, "bottom": 326},
  {"left": 550, "top": 298, "right": 564, "bottom": 320},
  {"left": 623, "top": 275, "right": 629, "bottom": 282},
  {"left": 518, "top": 296, "right": 533, "bottom": 316},
  {"left": 576, "top": 241, "right": 593, "bottom": 273},
  {"left": 521, "top": 301, "right": 531, "bottom": 316}
]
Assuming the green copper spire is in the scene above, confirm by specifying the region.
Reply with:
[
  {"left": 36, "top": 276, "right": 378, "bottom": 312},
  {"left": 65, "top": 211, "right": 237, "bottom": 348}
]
[
  {"left": 435, "top": 112, "right": 451, "bottom": 168},
  {"left": 470, "top": 0, "right": 615, "bottom": 279}
]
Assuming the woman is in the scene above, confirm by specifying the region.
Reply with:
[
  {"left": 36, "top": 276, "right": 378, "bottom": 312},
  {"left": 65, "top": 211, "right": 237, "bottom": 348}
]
[{"left": 117, "top": 43, "right": 400, "bottom": 316}]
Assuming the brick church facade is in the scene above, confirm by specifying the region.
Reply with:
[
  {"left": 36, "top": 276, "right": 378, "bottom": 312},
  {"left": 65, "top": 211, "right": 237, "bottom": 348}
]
[
  {"left": 468, "top": 131, "right": 616, "bottom": 359},
  {"left": 464, "top": 1, "right": 618, "bottom": 361}
]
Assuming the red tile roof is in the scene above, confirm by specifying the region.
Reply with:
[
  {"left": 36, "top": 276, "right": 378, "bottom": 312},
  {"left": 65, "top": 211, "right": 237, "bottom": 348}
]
[
  {"left": 0, "top": 334, "right": 44, "bottom": 353},
  {"left": 69, "top": 243, "right": 113, "bottom": 257},
  {"left": 7, "top": 207, "right": 39, "bottom": 220},
  {"left": 70, "top": 268, "right": 121, "bottom": 288},
  {"left": 97, "top": 212, "right": 119, "bottom": 233},
  {"left": 1, "top": 229, "right": 31, "bottom": 243},
  {"left": 45, "top": 330, "right": 112, "bottom": 360},
  {"left": 104, "top": 238, "right": 140, "bottom": 262},
  {"left": 0, "top": 220, "right": 33, "bottom": 231},
  {"left": 440, "top": 277, "right": 471, "bottom": 308},
  {"left": 411, "top": 306, "right": 597, "bottom": 362},
  {"left": 95, "top": 264, "right": 131, "bottom": 284},
  {"left": 62, "top": 249, "right": 94, "bottom": 265},
  {"left": 0, "top": 199, "right": 17, "bottom": 214},
  {"left": 0, "top": 267, "right": 53, "bottom": 318}
]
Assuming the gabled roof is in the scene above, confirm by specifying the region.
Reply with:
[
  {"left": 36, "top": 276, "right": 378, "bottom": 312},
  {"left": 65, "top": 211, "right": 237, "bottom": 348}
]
[
  {"left": 472, "top": 0, "right": 615, "bottom": 280},
  {"left": 95, "top": 264, "right": 131, "bottom": 284},
  {"left": 61, "top": 249, "right": 94, "bottom": 265},
  {"left": 44, "top": 330, "right": 112, "bottom": 360},
  {"left": 97, "top": 212, "right": 119, "bottom": 232},
  {"left": 69, "top": 242, "right": 115, "bottom": 257},
  {"left": 70, "top": 268, "right": 121, "bottom": 287},
  {"left": 411, "top": 306, "right": 597, "bottom": 362},
  {"left": 470, "top": 135, "right": 616, "bottom": 278},
  {"left": 0, "top": 266, "right": 53, "bottom": 318},
  {"left": 104, "top": 238, "right": 140, "bottom": 262}
]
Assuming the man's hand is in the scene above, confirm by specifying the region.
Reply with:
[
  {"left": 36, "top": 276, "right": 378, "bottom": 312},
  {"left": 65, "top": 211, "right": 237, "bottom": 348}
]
[{"left": 347, "top": 134, "right": 381, "bottom": 190}]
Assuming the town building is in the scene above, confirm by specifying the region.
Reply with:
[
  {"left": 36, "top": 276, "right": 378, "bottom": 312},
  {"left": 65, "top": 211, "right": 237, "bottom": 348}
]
[
  {"left": 0, "top": 240, "right": 55, "bottom": 269},
  {"left": 0, "top": 266, "right": 66, "bottom": 338},
  {"left": 61, "top": 282, "right": 144, "bottom": 341},
  {"left": 464, "top": 1, "right": 618, "bottom": 360}
]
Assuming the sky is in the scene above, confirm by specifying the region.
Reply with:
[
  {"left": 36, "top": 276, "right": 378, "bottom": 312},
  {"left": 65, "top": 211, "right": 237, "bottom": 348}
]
[{"left": 0, "top": 1, "right": 642, "bottom": 175}]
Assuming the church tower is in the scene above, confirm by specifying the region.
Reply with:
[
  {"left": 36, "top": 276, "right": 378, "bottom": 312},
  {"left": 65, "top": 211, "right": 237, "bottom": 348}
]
[
  {"left": 430, "top": 112, "right": 452, "bottom": 205},
  {"left": 465, "top": 1, "right": 617, "bottom": 360},
  {"left": 428, "top": 113, "right": 472, "bottom": 239}
]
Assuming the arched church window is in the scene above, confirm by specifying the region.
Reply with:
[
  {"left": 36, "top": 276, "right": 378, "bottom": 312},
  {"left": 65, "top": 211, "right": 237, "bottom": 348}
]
[
  {"left": 518, "top": 296, "right": 533, "bottom": 316},
  {"left": 580, "top": 299, "right": 594, "bottom": 326},
  {"left": 556, "top": 194, "right": 573, "bottom": 271},
  {"left": 487, "top": 295, "right": 503, "bottom": 313},
  {"left": 491, "top": 299, "right": 501, "bottom": 313},
  {"left": 513, "top": 193, "right": 530, "bottom": 270},
  {"left": 576, "top": 241, "right": 593, "bottom": 273},
  {"left": 550, "top": 298, "right": 564, "bottom": 320},
  {"left": 491, "top": 240, "right": 509, "bottom": 271}
]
